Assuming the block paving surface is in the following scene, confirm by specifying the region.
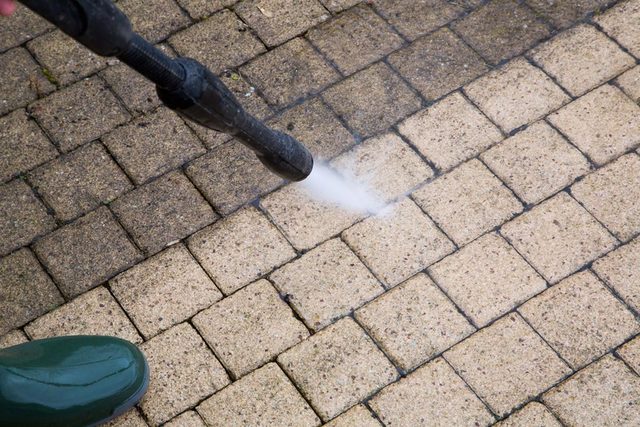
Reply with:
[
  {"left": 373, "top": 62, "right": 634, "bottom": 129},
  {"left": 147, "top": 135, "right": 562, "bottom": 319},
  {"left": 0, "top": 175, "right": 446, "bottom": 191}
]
[{"left": 2, "top": 0, "right": 640, "bottom": 425}]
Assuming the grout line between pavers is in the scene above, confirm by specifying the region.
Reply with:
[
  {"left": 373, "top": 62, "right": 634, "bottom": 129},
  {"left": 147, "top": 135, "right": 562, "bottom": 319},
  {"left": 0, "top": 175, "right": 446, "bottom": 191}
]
[
  {"left": 361, "top": 400, "right": 388, "bottom": 427},
  {"left": 422, "top": 268, "right": 480, "bottom": 330},
  {"left": 273, "top": 358, "right": 326, "bottom": 423},
  {"left": 565, "top": 189, "right": 621, "bottom": 244},
  {"left": 517, "top": 311, "right": 575, "bottom": 370},
  {"left": 590, "top": 267, "right": 640, "bottom": 321},
  {"left": 104, "top": 284, "right": 147, "bottom": 343}
]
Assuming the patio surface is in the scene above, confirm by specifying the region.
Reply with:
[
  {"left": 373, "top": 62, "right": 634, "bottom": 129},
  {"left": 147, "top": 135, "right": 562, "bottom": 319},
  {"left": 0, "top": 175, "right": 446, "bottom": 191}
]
[{"left": 1, "top": 0, "right": 640, "bottom": 425}]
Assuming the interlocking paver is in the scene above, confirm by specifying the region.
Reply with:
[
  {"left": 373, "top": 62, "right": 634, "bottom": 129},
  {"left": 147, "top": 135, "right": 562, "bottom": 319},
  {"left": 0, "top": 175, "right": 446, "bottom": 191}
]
[
  {"left": 188, "top": 206, "right": 295, "bottom": 294},
  {"left": 29, "top": 142, "right": 132, "bottom": 222},
  {"left": 0, "top": 179, "right": 55, "bottom": 256},
  {"left": 100, "top": 62, "right": 162, "bottom": 115},
  {"left": 495, "top": 402, "right": 561, "bottom": 427},
  {"left": 412, "top": 159, "right": 523, "bottom": 246},
  {"left": 543, "top": 355, "right": 640, "bottom": 426},
  {"left": 445, "top": 313, "right": 571, "bottom": 416},
  {"left": 331, "top": 133, "right": 433, "bottom": 203},
  {"left": 307, "top": 5, "right": 403, "bottom": 76},
  {"left": 176, "top": 0, "right": 236, "bottom": 19},
  {"left": 270, "top": 238, "right": 383, "bottom": 331},
  {"left": 0, "top": 3, "right": 51, "bottom": 52},
  {"left": 355, "top": 273, "right": 474, "bottom": 371},
  {"left": 235, "top": 0, "right": 330, "bottom": 48},
  {"left": 0, "top": 109, "right": 57, "bottom": 183},
  {"left": 369, "top": 357, "right": 495, "bottom": 427},
  {"left": 103, "top": 107, "right": 205, "bottom": 185},
  {"left": 140, "top": 323, "right": 230, "bottom": 426},
  {"left": 0, "top": 47, "right": 54, "bottom": 116},
  {"left": 117, "top": 0, "right": 190, "bottom": 43},
  {"left": 430, "top": 232, "right": 546, "bottom": 327},
  {"left": 0, "top": 330, "right": 28, "bottom": 350},
  {"left": 105, "top": 409, "right": 148, "bottom": 427},
  {"left": 530, "top": 25, "right": 635, "bottom": 96},
  {"left": 465, "top": 58, "right": 569, "bottom": 133},
  {"left": 618, "top": 335, "right": 640, "bottom": 374},
  {"left": 372, "top": 0, "right": 462, "bottom": 41},
  {"left": 164, "top": 411, "right": 205, "bottom": 427},
  {"left": 241, "top": 38, "right": 339, "bottom": 108},
  {"left": 481, "top": 121, "right": 591, "bottom": 204},
  {"left": 398, "top": 92, "right": 503, "bottom": 172},
  {"left": 595, "top": 0, "right": 640, "bottom": 58},
  {"left": 193, "top": 279, "right": 309, "bottom": 377},
  {"left": 24, "top": 286, "right": 142, "bottom": 344},
  {"left": 593, "top": 237, "right": 640, "bottom": 312},
  {"left": 388, "top": 28, "right": 488, "bottom": 101},
  {"left": 323, "top": 405, "right": 381, "bottom": 427},
  {"left": 319, "top": 0, "right": 360, "bottom": 13},
  {"left": 501, "top": 192, "right": 617, "bottom": 283},
  {"left": 452, "top": 0, "right": 551, "bottom": 65},
  {"left": 29, "top": 76, "right": 130, "bottom": 153},
  {"left": 322, "top": 62, "right": 421, "bottom": 138},
  {"left": 169, "top": 10, "right": 265, "bottom": 74},
  {"left": 0, "top": 248, "right": 63, "bottom": 336},
  {"left": 197, "top": 363, "right": 320, "bottom": 427},
  {"left": 616, "top": 65, "right": 640, "bottom": 103},
  {"left": 268, "top": 98, "right": 355, "bottom": 160},
  {"left": 278, "top": 317, "right": 398, "bottom": 421},
  {"left": 343, "top": 198, "right": 455, "bottom": 287},
  {"left": 520, "top": 270, "right": 639, "bottom": 369},
  {"left": 33, "top": 206, "right": 142, "bottom": 298},
  {"left": 27, "top": 30, "right": 107, "bottom": 86},
  {"left": 110, "top": 244, "right": 222, "bottom": 339},
  {"left": 526, "top": 0, "right": 610, "bottom": 29},
  {"left": 111, "top": 171, "right": 217, "bottom": 255},
  {"left": 571, "top": 154, "right": 640, "bottom": 241},
  {"left": 548, "top": 85, "right": 640, "bottom": 165}
]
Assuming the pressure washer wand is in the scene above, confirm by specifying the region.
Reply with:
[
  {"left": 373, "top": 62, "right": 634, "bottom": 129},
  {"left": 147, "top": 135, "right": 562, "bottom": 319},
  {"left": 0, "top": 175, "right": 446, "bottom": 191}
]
[{"left": 19, "top": 0, "right": 314, "bottom": 181}]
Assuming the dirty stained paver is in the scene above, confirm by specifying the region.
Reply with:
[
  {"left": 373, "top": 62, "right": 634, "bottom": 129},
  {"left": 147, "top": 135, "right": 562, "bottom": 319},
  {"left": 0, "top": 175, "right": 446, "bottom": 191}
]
[{"left": 1, "top": 0, "right": 640, "bottom": 426}]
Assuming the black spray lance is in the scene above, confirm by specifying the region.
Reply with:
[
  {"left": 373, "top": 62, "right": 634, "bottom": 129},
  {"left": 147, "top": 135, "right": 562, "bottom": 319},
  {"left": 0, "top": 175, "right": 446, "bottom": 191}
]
[{"left": 19, "top": 0, "right": 314, "bottom": 181}]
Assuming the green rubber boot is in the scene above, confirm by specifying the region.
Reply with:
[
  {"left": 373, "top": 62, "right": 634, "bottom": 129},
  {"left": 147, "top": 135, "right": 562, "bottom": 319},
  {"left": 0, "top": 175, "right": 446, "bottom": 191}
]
[{"left": 0, "top": 335, "right": 149, "bottom": 427}]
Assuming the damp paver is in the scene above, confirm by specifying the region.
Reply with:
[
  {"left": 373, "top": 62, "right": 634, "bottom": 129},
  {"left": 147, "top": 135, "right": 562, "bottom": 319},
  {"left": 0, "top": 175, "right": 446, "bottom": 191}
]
[
  {"left": 306, "top": 5, "right": 403, "bottom": 76},
  {"left": 117, "top": 0, "right": 191, "bottom": 43},
  {"left": 164, "top": 411, "right": 205, "bottom": 427},
  {"left": 343, "top": 198, "right": 455, "bottom": 288},
  {"left": 593, "top": 237, "right": 640, "bottom": 312},
  {"left": 270, "top": 238, "right": 383, "bottom": 331},
  {"left": 331, "top": 132, "right": 433, "bottom": 203},
  {"left": 543, "top": 355, "right": 640, "bottom": 426},
  {"left": 188, "top": 206, "right": 295, "bottom": 294},
  {"left": 176, "top": 0, "right": 236, "bottom": 20},
  {"left": 372, "top": 0, "right": 462, "bottom": 41},
  {"left": 323, "top": 404, "right": 381, "bottom": 427},
  {"left": 501, "top": 192, "right": 617, "bottom": 283},
  {"left": 618, "top": 335, "right": 640, "bottom": 375},
  {"left": 525, "top": 0, "right": 610, "bottom": 29},
  {"left": 140, "top": 323, "right": 230, "bottom": 426},
  {"left": 169, "top": 10, "right": 266, "bottom": 74},
  {"left": 322, "top": 62, "right": 422, "bottom": 138},
  {"left": 452, "top": 0, "right": 551, "bottom": 65},
  {"left": 519, "top": 270, "right": 639, "bottom": 369},
  {"left": 481, "top": 121, "right": 590, "bottom": 205},
  {"left": 429, "top": 232, "right": 546, "bottom": 327},
  {"left": 197, "top": 363, "right": 320, "bottom": 427},
  {"left": 571, "top": 154, "right": 640, "bottom": 241},
  {"left": 278, "top": 317, "right": 398, "bottom": 421},
  {"left": 319, "top": 0, "right": 360, "bottom": 13},
  {"left": 616, "top": 65, "right": 640, "bottom": 103},
  {"left": 388, "top": 28, "right": 488, "bottom": 101},
  {"left": 240, "top": 37, "right": 339, "bottom": 108},
  {"left": 0, "top": 248, "right": 63, "bottom": 336},
  {"left": 369, "top": 357, "right": 495, "bottom": 427},
  {"left": 235, "top": 0, "right": 330, "bottom": 48},
  {"left": 355, "top": 273, "right": 474, "bottom": 371},
  {"left": 24, "top": 286, "right": 142, "bottom": 344},
  {"left": 29, "top": 76, "right": 130, "bottom": 153},
  {"left": 445, "top": 313, "right": 571, "bottom": 416},
  {"left": 495, "top": 402, "right": 562, "bottom": 427},
  {"left": 0, "top": 47, "right": 54, "bottom": 116},
  {"left": 105, "top": 409, "right": 148, "bottom": 427},
  {"left": 0, "top": 179, "right": 56, "bottom": 256},
  {"left": 28, "top": 142, "right": 132, "bottom": 222},
  {"left": 27, "top": 30, "right": 108, "bottom": 87},
  {"left": 398, "top": 92, "right": 503, "bottom": 172},
  {"left": 193, "top": 279, "right": 309, "bottom": 377},
  {"left": 109, "top": 244, "right": 223, "bottom": 339},
  {"left": 529, "top": 24, "right": 635, "bottom": 96},
  {"left": 33, "top": 206, "right": 142, "bottom": 298},
  {"left": 412, "top": 159, "right": 523, "bottom": 246},
  {"left": 595, "top": 0, "right": 640, "bottom": 58},
  {"left": 111, "top": 171, "right": 218, "bottom": 255},
  {"left": 547, "top": 84, "right": 640, "bottom": 165},
  {"left": 0, "top": 109, "right": 57, "bottom": 183},
  {"left": 0, "top": 330, "right": 29, "bottom": 350},
  {"left": 0, "top": 3, "right": 51, "bottom": 52},
  {"left": 464, "top": 58, "right": 569, "bottom": 133},
  {"left": 100, "top": 62, "right": 162, "bottom": 115},
  {"left": 102, "top": 107, "right": 206, "bottom": 185}
]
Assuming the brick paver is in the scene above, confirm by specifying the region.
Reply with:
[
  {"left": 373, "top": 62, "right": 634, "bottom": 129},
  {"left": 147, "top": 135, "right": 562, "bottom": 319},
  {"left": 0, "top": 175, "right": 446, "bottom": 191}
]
[{"left": 3, "top": 0, "right": 640, "bottom": 424}]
